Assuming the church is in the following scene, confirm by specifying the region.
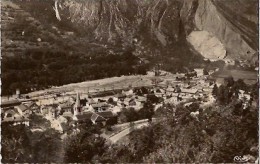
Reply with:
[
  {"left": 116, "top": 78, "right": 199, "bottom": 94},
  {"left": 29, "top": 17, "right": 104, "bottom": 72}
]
[{"left": 72, "top": 92, "right": 118, "bottom": 125}]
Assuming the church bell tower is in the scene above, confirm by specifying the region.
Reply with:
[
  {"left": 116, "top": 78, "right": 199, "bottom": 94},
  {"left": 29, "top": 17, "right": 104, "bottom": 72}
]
[{"left": 73, "top": 92, "right": 82, "bottom": 115}]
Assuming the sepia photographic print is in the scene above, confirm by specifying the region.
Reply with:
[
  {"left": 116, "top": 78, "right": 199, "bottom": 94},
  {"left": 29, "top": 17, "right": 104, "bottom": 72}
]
[{"left": 1, "top": 0, "right": 259, "bottom": 163}]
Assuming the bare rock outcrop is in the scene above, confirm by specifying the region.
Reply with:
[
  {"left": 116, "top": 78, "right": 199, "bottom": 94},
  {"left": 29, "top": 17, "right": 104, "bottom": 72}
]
[
  {"left": 7, "top": 0, "right": 259, "bottom": 63},
  {"left": 181, "top": 0, "right": 258, "bottom": 62}
]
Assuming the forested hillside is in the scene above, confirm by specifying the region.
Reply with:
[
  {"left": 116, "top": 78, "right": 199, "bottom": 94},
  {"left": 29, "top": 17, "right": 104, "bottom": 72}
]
[{"left": 2, "top": 0, "right": 258, "bottom": 95}]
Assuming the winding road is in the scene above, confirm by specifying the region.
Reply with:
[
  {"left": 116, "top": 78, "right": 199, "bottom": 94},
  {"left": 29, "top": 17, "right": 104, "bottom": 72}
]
[
  {"left": 105, "top": 118, "right": 158, "bottom": 144},
  {"left": 109, "top": 122, "right": 150, "bottom": 143}
]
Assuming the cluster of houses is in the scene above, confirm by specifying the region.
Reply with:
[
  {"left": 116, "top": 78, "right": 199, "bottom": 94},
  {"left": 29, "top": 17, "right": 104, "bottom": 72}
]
[
  {"left": 157, "top": 69, "right": 215, "bottom": 105},
  {"left": 1, "top": 88, "right": 150, "bottom": 129},
  {"left": 1, "top": 100, "right": 36, "bottom": 126},
  {"left": 1, "top": 68, "right": 227, "bottom": 131}
]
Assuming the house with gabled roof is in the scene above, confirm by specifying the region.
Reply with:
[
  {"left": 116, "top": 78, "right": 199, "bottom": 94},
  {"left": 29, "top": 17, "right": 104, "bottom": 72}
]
[
  {"left": 24, "top": 101, "right": 40, "bottom": 113},
  {"left": 74, "top": 111, "right": 118, "bottom": 126},
  {"left": 2, "top": 108, "right": 29, "bottom": 126},
  {"left": 3, "top": 108, "right": 20, "bottom": 120},
  {"left": 116, "top": 93, "right": 127, "bottom": 101},
  {"left": 109, "top": 106, "right": 121, "bottom": 114},
  {"left": 87, "top": 98, "right": 96, "bottom": 105},
  {"left": 181, "top": 89, "right": 198, "bottom": 95},
  {"left": 124, "top": 97, "right": 132, "bottom": 106},
  {"left": 90, "top": 102, "right": 110, "bottom": 112},
  {"left": 74, "top": 112, "right": 106, "bottom": 125},
  {"left": 129, "top": 99, "right": 138, "bottom": 107},
  {"left": 41, "top": 104, "right": 59, "bottom": 118},
  {"left": 98, "top": 111, "right": 118, "bottom": 125},
  {"left": 2, "top": 116, "right": 30, "bottom": 126},
  {"left": 125, "top": 89, "right": 134, "bottom": 96},
  {"left": 58, "top": 103, "right": 73, "bottom": 115},
  {"left": 62, "top": 111, "right": 74, "bottom": 119},
  {"left": 15, "top": 104, "right": 30, "bottom": 116},
  {"left": 136, "top": 96, "right": 147, "bottom": 103}
]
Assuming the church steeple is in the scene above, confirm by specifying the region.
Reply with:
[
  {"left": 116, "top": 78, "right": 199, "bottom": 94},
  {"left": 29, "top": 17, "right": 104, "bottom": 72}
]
[{"left": 74, "top": 92, "right": 81, "bottom": 115}]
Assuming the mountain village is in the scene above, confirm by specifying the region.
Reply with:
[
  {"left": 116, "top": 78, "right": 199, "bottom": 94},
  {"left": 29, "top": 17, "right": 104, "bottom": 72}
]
[{"left": 1, "top": 68, "right": 253, "bottom": 139}]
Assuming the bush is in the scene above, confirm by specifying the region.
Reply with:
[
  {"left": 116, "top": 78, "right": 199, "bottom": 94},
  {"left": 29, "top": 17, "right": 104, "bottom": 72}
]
[
  {"left": 64, "top": 124, "right": 107, "bottom": 163},
  {"left": 95, "top": 101, "right": 258, "bottom": 163}
]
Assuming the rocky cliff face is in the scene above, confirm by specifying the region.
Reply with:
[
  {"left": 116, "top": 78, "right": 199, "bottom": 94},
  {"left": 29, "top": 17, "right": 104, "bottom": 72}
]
[
  {"left": 9, "top": 0, "right": 259, "bottom": 63},
  {"left": 57, "top": 0, "right": 182, "bottom": 47},
  {"left": 181, "top": 0, "right": 258, "bottom": 63},
  {"left": 54, "top": 0, "right": 258, "bottom": 62}
]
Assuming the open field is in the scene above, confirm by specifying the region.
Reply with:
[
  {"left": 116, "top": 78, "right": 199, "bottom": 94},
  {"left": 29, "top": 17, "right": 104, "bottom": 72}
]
[
  {"left": 2, "top": 73, "right": 173, "bottom": 101},
  {"left": 22, "top": 75, "right": 154, "bottom": 98},
  {"left": 211, "top": 69, "right": 258, "bottom": 85},
  {"left": 212, "top": 69, "right": 257, "bottom": 79}
]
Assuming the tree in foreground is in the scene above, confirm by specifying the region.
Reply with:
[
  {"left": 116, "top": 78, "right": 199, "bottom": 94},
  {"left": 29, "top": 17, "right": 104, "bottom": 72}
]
[
  {"left": 1, "top": 124, "right": 32, "bottom": 163},
  {"left": 64, "top": 124, "right": 107, "bottom": 163},
  {"left": 95, "top": 100, "right": 258, "bottom": 163},
  {"left": 212, "top": 84, "right": 218, "bottom": 97}
]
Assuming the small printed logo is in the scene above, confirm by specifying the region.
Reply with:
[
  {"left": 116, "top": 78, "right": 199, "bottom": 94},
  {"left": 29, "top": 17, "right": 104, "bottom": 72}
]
[{"left": 233, "top": 156, "right": 249, "bottom": 163}]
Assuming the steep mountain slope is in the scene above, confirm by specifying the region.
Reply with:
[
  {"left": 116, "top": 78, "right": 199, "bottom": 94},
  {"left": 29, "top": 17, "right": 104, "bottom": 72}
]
[
  {"left": 1, "top": 0, "right": 258, "bottom": 95},
  {"left": 54, "top": 0, "right": 258, "bottom": 62},
  {"left": 1, "top": 1, "right": 55, "bottom": 57},
  {"left": 181, "top": 0, "right": 258, "bottom": 62},
  {"left": 14, "top": 0, "right": 188, "bottom": 55},
  {"left": 10, "top": 0, "right": 205, "bottom": 70},
  {"left": 58, "top": 0, "right": 182, "bottom": 45},
  {"left": 6, "top": 0, "right": 258, "bottom": 62}
]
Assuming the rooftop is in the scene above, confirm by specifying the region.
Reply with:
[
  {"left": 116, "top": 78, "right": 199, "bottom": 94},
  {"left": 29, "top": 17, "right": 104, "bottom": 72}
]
[
  {"left": 91, "top": 102, "right": 109, "bottom": 108},
  {"left": 2, "top": 116, "right": 29, "bottom": 123},
  {"left": 17, "top": 104, "right": 29, "bottom": 112},
  {"left": 116, "top": 93, "right": 127, "bottom": 98},
  {"left": 62, "top": 112, "right": 73, "bottom": 118},
  {"left": 88, "top": 98, "right": 96, "bottom": 104},
  {"left": 136, "top": 96, "right": 147, "bottom": 102},
  {"left": 75, "top": 112, "right": 106, "bottom": 122},
  {"left": 181, "top": 89, "right": 198, "bottom": 94},
  {"left": 98, "top": 111, "right": 116, "bottom": 118},
  {"left": 59, "top": 103, "right": 72, "bottom": 109},
  {"left": 25, "top": 102, "right": 38, "bottom": 108},
  {"left": 4, "top": 109, "right": 19, "bottom": 116},
  {"left": 1, "top": 99, "right": 21, "bottom": 107}
]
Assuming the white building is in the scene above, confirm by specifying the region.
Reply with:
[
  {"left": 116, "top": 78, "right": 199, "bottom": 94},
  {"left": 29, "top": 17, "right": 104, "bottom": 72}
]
[{"left": 194, "top": 69, "right": 204, "bottom": 77}]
